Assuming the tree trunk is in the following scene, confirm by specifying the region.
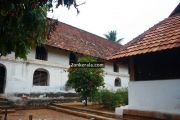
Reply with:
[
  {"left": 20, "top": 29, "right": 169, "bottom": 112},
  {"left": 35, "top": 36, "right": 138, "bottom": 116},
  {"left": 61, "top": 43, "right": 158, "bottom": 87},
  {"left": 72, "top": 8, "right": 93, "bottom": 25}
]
[{"left": 85, "top": 96, "right": 87, "bottom": 106}]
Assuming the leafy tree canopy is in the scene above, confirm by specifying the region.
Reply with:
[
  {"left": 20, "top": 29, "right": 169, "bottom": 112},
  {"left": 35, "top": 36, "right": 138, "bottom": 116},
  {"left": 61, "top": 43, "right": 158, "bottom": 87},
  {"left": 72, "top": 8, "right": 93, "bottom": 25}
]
[
  {"left": 104, "top": 30, "right": 123, "bottom": 44},
  {"left": 66, "top": 56, "right": 104, "bottom": 105},
  {"left": 0, "top": 0, "right": 79, "bottom": 59}
]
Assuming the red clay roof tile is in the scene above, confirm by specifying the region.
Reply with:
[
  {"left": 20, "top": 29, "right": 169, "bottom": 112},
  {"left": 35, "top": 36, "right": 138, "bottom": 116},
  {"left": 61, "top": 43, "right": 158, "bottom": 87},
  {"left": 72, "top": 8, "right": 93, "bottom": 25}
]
[
  {"left": 46, "top": 20, "right": 122, "bottom": 60},
  {"left": 110, "top": 14, "right": 180, "bottom": 60}
]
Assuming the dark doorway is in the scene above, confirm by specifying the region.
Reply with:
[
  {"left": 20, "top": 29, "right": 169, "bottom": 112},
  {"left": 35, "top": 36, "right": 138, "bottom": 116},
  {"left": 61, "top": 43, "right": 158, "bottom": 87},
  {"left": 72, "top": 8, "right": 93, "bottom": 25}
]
[{"left": 0, "top": 64, "right": 6, "bottom": 93}]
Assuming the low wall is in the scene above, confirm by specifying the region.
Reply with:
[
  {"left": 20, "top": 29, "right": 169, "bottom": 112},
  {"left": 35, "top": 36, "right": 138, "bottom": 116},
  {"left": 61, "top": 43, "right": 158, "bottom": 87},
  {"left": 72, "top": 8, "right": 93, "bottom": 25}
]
[
  {"left": 128, "top": 79, "right": 180, "bottom": 114},
  {"left": 123, "top": 109, "right": 180, "bottom": 120}
]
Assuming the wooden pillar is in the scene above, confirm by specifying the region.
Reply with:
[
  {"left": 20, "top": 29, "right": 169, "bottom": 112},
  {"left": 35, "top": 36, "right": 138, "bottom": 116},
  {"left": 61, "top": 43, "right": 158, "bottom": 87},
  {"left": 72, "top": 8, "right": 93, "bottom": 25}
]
[
  {"left": 29, "top": 115, "right": 33, "bottom": 120},
  {"left": 129, "top": 57, "right": 135, "bottom": 81},
  {"left": 4, "top": 108, "right": 7, "bottom": 120}
]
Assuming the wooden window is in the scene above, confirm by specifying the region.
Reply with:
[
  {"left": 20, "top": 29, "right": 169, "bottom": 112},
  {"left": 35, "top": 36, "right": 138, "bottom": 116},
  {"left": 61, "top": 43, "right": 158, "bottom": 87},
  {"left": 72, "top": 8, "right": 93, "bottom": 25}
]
[
  {"left": 69, "top": 52, "right": 77, "bottom": 64},
  {"left": 35, "top": 46, "right": 47, "bottom": 60},
  {"left": 115, "top": 77, "right": 121, "bottom": 87},
  {"left": 33, "top": 69, "right": 49, "bottom": 86},
  {"left": 113, "top": 62, "right": 119, "bottom": 72}
]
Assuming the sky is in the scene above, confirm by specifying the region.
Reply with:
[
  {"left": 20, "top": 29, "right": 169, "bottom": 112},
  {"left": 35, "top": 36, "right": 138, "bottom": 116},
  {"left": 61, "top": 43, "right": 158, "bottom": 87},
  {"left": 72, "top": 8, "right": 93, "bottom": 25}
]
[{"left": 48, "top": 0, "right": 179, "bottom": 44}]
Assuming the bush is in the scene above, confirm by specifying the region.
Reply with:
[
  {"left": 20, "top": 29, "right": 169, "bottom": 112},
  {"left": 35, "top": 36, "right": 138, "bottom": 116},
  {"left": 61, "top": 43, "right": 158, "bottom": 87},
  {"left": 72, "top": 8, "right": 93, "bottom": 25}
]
[
  {"left": 116, "top": 88, "right": 128, "bottom": 105},
  {"left": 91, "top": 88, "right": 128, "bottom": 110}
]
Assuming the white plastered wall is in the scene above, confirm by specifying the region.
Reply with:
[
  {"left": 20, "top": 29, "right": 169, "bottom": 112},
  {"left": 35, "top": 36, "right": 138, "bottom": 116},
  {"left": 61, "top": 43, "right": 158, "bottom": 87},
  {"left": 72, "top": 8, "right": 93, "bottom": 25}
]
[
  {"left": 128, "top": 79, "right": 180, "bottom": 114},
  {"left": 0, "top": 47, "right": 129, "bottom": 94}
]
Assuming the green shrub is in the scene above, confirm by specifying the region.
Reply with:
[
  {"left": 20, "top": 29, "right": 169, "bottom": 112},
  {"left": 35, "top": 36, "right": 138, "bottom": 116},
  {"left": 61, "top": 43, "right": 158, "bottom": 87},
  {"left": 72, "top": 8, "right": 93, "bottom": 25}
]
[
  {"left": 91, "top": 88, "right": 128, "bottom": 110},
  {"left": 101, "top": 89, "right": 113, "bottom": 110},
  {"left": 90, "top": 89, "right": 102, "bottom": 104},
  {"left": 116, "top": 88, "right": 128, "bottom": 105}
]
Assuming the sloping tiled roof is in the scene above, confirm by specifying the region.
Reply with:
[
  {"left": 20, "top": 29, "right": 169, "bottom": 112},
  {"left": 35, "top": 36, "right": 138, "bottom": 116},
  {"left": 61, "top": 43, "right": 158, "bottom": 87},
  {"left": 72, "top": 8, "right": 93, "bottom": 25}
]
[
  {"left": 110, "top": 14, "right": 180, "bottom": 60},
  {"left": 46, "top": 20, "right": 122, "bottom": 60}
]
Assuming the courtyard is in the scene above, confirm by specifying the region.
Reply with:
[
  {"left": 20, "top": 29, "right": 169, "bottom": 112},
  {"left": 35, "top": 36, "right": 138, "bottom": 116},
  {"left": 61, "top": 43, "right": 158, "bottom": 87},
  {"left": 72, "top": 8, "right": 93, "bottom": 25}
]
[{"left": 5, "top": 109, "right": 86, "bottom": 120}]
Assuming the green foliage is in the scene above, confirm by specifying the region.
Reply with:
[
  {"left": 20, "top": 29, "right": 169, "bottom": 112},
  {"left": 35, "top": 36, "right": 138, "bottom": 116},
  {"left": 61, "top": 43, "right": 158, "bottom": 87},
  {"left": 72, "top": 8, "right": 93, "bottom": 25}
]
[
  {"left": 66, "top": 56, "right": 105, "bottom": 104},
  {"left": 0, "top": 0, "right": 78, "bottom": 59},
  {"left": 116, "top": 87, "right": 128, "bottom": 105},
  {"left": 91, "top": 88, "right": 128, "bottom": 110},
  {"left": 104, "top": 30, "right": 123, "bottom": 44}
]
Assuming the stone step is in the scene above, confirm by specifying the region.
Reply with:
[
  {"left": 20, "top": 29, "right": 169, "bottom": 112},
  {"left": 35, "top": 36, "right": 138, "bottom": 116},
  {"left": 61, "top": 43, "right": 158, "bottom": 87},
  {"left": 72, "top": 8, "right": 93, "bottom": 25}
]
[
  {"left": 0, "top": 109, "right": 16, "bottom": 114},
  {"left": 0, "top": 96, "right": 14, "bottom": 110},
  {"left": 0, "top": 96, "right": 7, "bottom": 101},
  {"left": 48, "top": 105, "right": 120, "bottom": 120},
  {"left": 53, "top": 97, "right": 80, "bottom": 103},
  {"left": 0, "top": 101, "right": 10, "bottom": 105},
  {"left": 20, "top": 97, "right": 80, "bottom": 107},
  {"left": 52, "top": 103, "right": 122, "bottom": 119},
  {"left": 0, "top": 100, "right": 14, "bottom": 107},
  {"left": 0, "top": 105, "right": 14, "bottom": 109}
]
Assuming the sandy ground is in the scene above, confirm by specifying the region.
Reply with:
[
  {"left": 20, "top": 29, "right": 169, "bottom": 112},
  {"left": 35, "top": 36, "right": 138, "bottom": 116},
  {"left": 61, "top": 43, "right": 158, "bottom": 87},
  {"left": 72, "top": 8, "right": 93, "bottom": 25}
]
[{"left": 6, "top": 109, "right": 87, "bottom": 120}]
